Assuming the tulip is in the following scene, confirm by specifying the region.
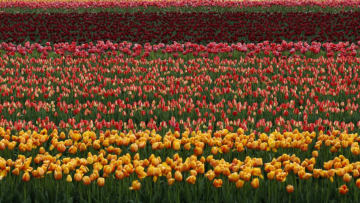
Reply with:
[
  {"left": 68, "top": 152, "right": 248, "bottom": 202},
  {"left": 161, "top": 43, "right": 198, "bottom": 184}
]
[
  {"left": 12, "top": 168, "right": 20, "bottom": 176},
  {"left": 174, "top": 171, "right": 183, "bottom": 182},
  {"left": 186, "top": 175, "right": 196, "bottom": 184},
  {"left": 236, "top": 179, "right": 244, "bottom": 188},
  {"left": 22, "top": 172, "right": 30, "bottom": 182},
  {"left": 168, "top": 178, "right": 175, "bottom": 186},
  {"left": 56, "top": 143, "right": 66, "bottom": 153},
  {"left": 343, "top": 173, "right": 352, "bottom": 183},
  {"left": 213, "top": 179, "right": 223, "bottom": 188},
  {"left": 267, "top": 171, "right": 275, "bottom": 180},
  {"left": 251, "top": 178, "right": 259, "bottom": 189},
  {"left": 97, "top": 177, "right": 105, "bottom": 187},
  {"left": 74, "top": 172, "right": 83, "bottom": 182},
  {"left": 66, "top": 174, "right": 72, "bottom": 182},
  {"left": 130, "top": 143, "right": 139, "bottom": 153},
  {"left": 194, "top": 146, "right": 203, "bottom": 156},
  {"left": 356, "top": 179, "right": 360, "bottom": 188},
  {"left": 129, "top": 180, "right": 141, "bottom": 191},
  {"left": 228, "top": 172, "right": 240, "bottom": 182},
  {"left": 38, "top": 167, "right": 45, "bottom": 176},
  {"left": 286, "top": 185, "right": 294, "bottom": 193},
  {"left": 205, "top": 170, "right": 215, "bottom": 181},
  {"left": 312, "top": 151, "right": 318, "bottom": 158},
  {"left": 339, "top": 184, "right": 349, "bottom": 195},
  {"left": 82, "top": 176, "right": 91, "bottom": 185},
  {"left": 172, "top": 140, "right": 181, "bottom": 150},
  {"left": 54, "top": 169, "right": 62, "bottom": 180},
  {"left": 184, "top": 143, "right": 191, "bottom": 150}
]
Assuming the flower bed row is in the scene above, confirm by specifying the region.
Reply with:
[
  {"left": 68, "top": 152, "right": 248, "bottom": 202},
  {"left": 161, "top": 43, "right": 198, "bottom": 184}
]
[
  {"left": 1, "top": 0, "right": 360, "bottom": 9},
  {"left": 1, "top": 12, "right": 359, "bottom": 44},
  {"left": 0, "top": 41, "right": 359, "bottom": 137},
  {"left": 0, "top": 128, "right": 359, "bottom": 202},
  {"left": 1, "top": 4, "right": 360, "bottom": 14}
]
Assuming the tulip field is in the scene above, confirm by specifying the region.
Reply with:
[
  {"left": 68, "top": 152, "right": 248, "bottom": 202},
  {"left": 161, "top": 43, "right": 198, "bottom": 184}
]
[{"left": 2, "top": 0, "right": 360, "bottom": 202}]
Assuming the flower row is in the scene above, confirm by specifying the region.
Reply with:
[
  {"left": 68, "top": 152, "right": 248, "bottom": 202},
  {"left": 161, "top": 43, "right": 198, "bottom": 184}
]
[
  {"left": 1, "top": 0, "right": 360, "bottom": 9},
  {"left": 0, "top": 128, "right": 360, "bottom": 195},
  {"left": 1, "top": 41, "right": 359, "bottom": 58},
  {"left": 1, "top": 12, "right": 360, "bottom": 44},
  {"left": 0, "top": 127, "right": 359, "bottom": 155},
  {"left": 0, "top": 46, "right": 359, "bottom": 135}
]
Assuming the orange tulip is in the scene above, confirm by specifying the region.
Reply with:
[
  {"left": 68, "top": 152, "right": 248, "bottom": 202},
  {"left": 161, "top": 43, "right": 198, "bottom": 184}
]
[
  {"left": 172, "top": 140, "right": 181, "bottom": 150},
  {"left": 236, "top": 179, "right": 244, "bottom": 188},
  {"left": 228, "top": 172, "right": 240, "bottom": 182},
  {"left": 97, "top": 177, "right": 105, "bottom": 187},
  {"left": 168, "top": 178, "right": 175, "bottom": 186},
  {"left": 104, "top": 165, "right": 113, "bottom": 174},
  {"left": 12, "top": 168, "right": 20, "bottom": 176},
  {"left": 211, "top": 147, "right": 219, "bottom": 155},
  {"left": 205, "top": 170, "right": 216, "bottom": 181},
  {"left": 251, "top": 178, "right": 259, "bottom": 189},
  {"left": 184, "top": 143, "right": 191, "bottom": 150},
  {"left": 312, "top": 151, "right": 319, "bottom": 158},
  {"left": 129, "top": 180, "right": 141, "bottom": 191},
  {"left": 115, "top": 170, "right": 125, "bottom": 180},
  {"left": 186, "top": 175, "right": 196, "bottom": 184},
  {"left": 213, "top": 179, "right": 223, "bottom": 188},
  {"left": 214, "top": 166, "right": 222, "bottom": 176},
  {"left": 56, "top": 143, "right": 66, "bottom": 153},
  {"left": 79, "top": 143, "right": 87, "bottom": 152},
  {"left": 74, "top": 173, "right": 83, "bottom": 182},
  {"left": 54, "top": 169, "right": 62, "bottom": 180},
  {"left": 82, "top": 176, "right": 91, "bottom": 185},
  {"left": 0, "top": 170, "right": 6, "bottom": 180},
  {"left": 22, "top": 172, "right": 30, "bottom": 182},
  {"left": 174, "top": 171, "right": 183, "bottom": 182},
  {"left": 267, "top": 171, "right": 275, "bottom": 180},
  {"left": 339, "top": 184, "right": 349, "bottom": 195},
  {"left": 343, "top": 173, "right": 352, "bottom": 183},
  {"left": 38, "top": 167, "right": 45, "bottom": 176},
  {"left": 356, "top": 178, "right": 360, "bottom": 188},
  {"left": 130, "top": 143, "right": 139, "bottom": 153},
  {"left": 0, "top": 142, "right": 5, "bottom": 151},
  {"left": 194, "top": 146, "right": 203, "bottom": 156},
  {"left": 190, "top": 170, "right": 197, "bottom": 176},
  {"left": 286, "top": 185, "right": 294, "bottom": 193}
]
